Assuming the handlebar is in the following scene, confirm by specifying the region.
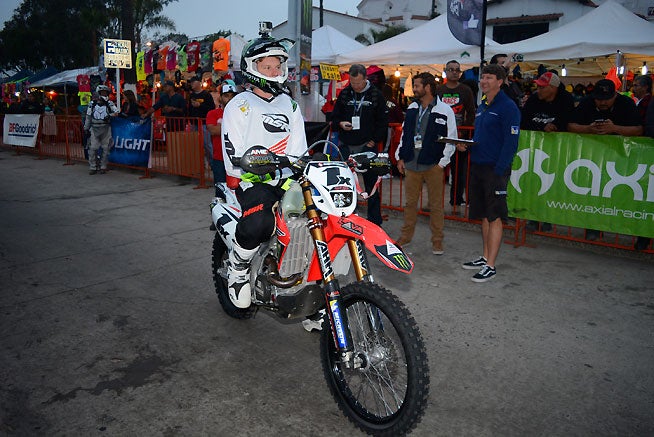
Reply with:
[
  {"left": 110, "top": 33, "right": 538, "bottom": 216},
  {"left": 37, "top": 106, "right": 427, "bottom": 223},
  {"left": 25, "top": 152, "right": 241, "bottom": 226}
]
[{"left": 231, "top": 144, "right": 391, "bottom": 177}]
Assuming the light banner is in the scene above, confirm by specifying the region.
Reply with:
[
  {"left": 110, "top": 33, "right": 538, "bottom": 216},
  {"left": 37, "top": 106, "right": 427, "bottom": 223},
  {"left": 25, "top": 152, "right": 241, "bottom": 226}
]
[
  {"left": 109, "top": 117, "right": 152, "bottom": 168},
  {"left": 3, "top": 114, "right": 40, "bottom": 147},
  {"left": 508, "top": 130, "right": 654, "bottom": 238}
]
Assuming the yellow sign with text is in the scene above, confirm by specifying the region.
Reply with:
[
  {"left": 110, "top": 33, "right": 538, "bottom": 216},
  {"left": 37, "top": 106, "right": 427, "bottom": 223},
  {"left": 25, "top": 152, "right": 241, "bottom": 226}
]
[{"left": 320, "top": 64, "right": 341, "bottom": 81}]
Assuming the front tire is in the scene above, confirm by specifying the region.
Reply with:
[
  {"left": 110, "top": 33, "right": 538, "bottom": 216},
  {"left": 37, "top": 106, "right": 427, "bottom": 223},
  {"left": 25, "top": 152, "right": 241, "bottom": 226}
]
[
  {"left": 212, "top": 232, "right": 256, "bottom": 319},
  {"left": 319, "top": 282, "right": 429, "bottom": 435}
]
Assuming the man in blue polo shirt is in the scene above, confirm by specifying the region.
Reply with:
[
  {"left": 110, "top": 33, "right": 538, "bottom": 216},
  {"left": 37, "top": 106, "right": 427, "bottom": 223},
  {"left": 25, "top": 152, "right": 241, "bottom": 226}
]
[{"left": 457, "top": 64, "right": 520, "bottom": 283}]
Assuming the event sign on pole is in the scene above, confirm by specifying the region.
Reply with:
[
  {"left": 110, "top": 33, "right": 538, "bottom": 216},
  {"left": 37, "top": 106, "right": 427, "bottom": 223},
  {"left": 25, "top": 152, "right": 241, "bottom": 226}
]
[
  {"left": 104, "top": 39, "right": 132, "bottom": 68},
  {"left": 103, "top": 38, "right": 133, "bottom": 109}
]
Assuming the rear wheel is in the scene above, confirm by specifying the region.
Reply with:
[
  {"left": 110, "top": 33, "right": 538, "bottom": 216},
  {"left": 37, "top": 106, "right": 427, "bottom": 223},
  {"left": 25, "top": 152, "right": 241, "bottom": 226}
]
[
  {"left": 319, "top": 282, "right": 429, "bottom": 435},
  {"left": 212, "top": 232, "right": 256, "bottom": 319}
]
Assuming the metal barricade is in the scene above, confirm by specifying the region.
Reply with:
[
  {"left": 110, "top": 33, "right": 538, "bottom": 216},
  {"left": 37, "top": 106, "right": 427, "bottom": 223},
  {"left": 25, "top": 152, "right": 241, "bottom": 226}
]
[{"left": 0, "top": 114, "right": 649, "bottom": 253}]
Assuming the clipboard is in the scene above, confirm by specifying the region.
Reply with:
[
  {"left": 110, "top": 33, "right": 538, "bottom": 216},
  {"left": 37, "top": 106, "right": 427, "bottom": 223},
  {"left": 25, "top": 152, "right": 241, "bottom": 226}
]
[{"left": 436, "top": 136, "right": 477, "bottom": 146}]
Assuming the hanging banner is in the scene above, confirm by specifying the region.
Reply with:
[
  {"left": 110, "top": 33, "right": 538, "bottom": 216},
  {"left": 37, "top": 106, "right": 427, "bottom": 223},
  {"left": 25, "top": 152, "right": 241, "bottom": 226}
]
[
  {"left": 3, "top": 114, "right": 40, "bottom": 147},
  {"left": 136, "top": 51, "right": 146, "bottom": 81},
  {"left": 299, "top": 0, "right": 312, "bottom": 94},
  {"left": 508, "top": 130, "right": 654, "bottom": 238},
  {"left": 447, "top": 0, "right": 483, "bottom": 46},
  {"left": 212, "top": 38, "right": 230, "bottom": 71},
  {"left": 109, "top": 117, "right": 152, "bottom": 167}
]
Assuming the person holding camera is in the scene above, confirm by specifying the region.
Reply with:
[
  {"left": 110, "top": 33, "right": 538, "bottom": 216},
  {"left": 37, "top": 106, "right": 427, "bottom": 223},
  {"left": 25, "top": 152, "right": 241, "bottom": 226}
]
[{"left": 490, "top": 53, "right": 524, "bottom": 107}]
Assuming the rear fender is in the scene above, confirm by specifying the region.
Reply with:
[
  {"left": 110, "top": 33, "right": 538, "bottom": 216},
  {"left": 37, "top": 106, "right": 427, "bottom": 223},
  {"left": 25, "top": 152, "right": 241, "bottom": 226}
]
[{"left": 306, "top": 214, "right": 413, "bottom": 281}]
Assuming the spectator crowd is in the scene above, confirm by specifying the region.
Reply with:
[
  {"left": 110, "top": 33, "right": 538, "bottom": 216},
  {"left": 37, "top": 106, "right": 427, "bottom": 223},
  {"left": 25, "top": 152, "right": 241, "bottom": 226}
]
[{"left": 1, "top": 49, "right": 652, "bottom": 261}]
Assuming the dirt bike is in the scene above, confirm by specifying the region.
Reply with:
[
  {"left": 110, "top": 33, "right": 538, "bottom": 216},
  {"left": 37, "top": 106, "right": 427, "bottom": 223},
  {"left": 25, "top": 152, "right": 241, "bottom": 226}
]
[{"left": 210, "top": 142, "right": 430, "bottom": 435}]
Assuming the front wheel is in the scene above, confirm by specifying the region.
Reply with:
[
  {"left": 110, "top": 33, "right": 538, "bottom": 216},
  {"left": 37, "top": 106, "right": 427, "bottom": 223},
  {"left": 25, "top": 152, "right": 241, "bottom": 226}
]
[
  {"left": 320, "top": 283, "right": 430, "bottom": 436},
  {"left": 212, "top": 232, "right": 256, "bottom": 319}
]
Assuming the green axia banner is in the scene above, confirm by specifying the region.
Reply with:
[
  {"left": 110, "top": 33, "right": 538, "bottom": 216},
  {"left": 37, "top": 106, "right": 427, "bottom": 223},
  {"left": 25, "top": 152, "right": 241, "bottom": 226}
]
[{"left": 508, "top": 131, "right": 654, "bottom": 238}]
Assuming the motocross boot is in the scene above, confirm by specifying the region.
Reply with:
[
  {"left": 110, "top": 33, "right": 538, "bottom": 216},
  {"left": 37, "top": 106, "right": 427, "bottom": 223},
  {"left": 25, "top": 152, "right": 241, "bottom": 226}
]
[{"left": 227, "top": 242, "right": 258, "bottom": 308}]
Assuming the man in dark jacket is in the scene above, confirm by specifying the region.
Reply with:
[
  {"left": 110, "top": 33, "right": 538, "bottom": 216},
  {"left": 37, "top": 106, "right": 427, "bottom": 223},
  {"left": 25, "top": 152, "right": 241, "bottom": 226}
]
[
  {"left": 331, "top": 64, "right": 388, "bottom": 226},
  {"left": 521, "top": 72, "right": 574, "bottom": 133},
  {"left": 521, "top": 71, "right": 574, "bottom": 232},
  {"left": 395, "top": 72, "right": 458, "bottom": 255}
]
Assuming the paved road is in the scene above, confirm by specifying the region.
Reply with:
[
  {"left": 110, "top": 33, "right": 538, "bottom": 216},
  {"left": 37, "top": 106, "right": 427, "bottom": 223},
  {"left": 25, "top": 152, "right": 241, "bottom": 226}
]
[{"left": 1, "top": 149, "right": 652, "bottom": 436}]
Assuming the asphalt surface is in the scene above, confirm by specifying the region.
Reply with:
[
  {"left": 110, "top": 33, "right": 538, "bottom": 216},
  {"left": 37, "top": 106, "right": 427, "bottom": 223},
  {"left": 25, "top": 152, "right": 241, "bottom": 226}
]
[{"left": 1, "top": 148, "right": 653, "bottom": 436}]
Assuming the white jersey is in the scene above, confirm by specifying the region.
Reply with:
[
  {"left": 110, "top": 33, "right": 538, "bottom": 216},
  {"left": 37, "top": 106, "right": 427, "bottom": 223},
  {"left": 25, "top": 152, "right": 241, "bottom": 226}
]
[{"left": 222, "top": 89, "right": 307, "bottom": 182}]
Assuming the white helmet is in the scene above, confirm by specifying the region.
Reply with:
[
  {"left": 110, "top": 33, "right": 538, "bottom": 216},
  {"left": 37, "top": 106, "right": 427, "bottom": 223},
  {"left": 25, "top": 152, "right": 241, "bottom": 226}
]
[
  {"left": 96, "top": 85, "right": 110, "bottom": 94},
  {"left": 241, "top": 35, "right": 294, "bottom": 96}
]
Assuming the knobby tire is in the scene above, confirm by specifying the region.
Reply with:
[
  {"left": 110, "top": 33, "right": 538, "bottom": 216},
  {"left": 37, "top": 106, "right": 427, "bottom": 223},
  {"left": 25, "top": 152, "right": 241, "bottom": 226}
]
[{"left": 319, "top": 282, "right": 430, "bottom": 436}]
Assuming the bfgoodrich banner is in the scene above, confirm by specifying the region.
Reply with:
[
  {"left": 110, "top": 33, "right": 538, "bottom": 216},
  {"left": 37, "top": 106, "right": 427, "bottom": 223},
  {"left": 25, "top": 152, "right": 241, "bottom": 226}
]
[
  {"left": 109, "top": 117, "right": 151, "bottom": 167},
  {"left": 3, "top": 114, "right": 40, "bottom": 147},
  {"left": 508, "top": 131, "right": 654, "bottom": 238}
]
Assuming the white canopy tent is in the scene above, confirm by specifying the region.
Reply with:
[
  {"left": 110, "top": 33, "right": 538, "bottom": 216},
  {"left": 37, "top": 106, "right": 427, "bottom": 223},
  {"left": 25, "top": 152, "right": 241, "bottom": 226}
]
[
  {"left": 335, "top": 14, "right": 500, "bottom": 68},
  {"left": 30, "top": 67, "right": 101, "bottom": 87},
  {"left": 311, "top": 25, "right": 365, "bottom": 64},
  {"left": 485, "top": 0, "right": 654, "bottom": 77}
]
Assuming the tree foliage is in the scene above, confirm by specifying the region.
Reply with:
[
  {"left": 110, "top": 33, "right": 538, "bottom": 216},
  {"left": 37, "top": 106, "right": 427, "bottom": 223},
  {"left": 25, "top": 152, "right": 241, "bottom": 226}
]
[
  {"left": 370, "top": 25, "right": 409, "bottom": 43},
  {"left": 0, "top": 0, "right": 109, "bottom": 70},
  {"left": 355, "top": 24, "right": 409, "bottom": 46},
  {"left": 0, "top": 0, "right": 178, "bottom": 71}
]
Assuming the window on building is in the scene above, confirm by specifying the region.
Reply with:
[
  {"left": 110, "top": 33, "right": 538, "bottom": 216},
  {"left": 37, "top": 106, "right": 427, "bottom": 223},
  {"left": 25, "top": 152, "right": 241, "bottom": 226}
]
[{"left": 493, "top": 23, "right": 549, "bottom": 44}]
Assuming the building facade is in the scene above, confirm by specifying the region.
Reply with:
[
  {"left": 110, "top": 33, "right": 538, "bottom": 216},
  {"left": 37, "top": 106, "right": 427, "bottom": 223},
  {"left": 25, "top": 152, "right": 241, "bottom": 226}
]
[{"left": 355, "top": 0, "right": 653, "bottom": 43}]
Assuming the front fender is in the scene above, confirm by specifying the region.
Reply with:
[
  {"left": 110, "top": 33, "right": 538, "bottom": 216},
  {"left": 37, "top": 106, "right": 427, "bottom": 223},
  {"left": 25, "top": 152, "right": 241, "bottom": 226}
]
[{"left": 306, "top": 214, "right": 413, "bottom": 281}]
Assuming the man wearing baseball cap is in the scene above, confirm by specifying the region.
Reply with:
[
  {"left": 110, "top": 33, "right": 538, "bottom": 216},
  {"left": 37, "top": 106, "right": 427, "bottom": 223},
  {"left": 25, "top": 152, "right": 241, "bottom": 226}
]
[
  {"left": 522, "top": 72, "right": 574, "bottom": 133},
  {"left": 568, "top": 78, "right": 642, "bottom": 136},
  {"left": 142, "top": 80, "right": 186, "bottom": 130},
  {"left": 521, "top": 71, "right": 575, "bottom": 232}
]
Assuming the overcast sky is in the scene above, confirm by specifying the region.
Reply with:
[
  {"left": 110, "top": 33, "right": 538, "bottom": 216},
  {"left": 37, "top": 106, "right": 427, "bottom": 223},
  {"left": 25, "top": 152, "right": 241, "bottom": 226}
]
[{"left": 0, "top": 0, "right": 362, "bottom": 40}]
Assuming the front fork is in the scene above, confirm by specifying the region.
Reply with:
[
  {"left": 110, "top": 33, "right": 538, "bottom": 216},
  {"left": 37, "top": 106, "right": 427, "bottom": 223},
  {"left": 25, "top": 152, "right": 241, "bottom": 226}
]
[{"left": 301, "top": 180, "right": 368, "bottom": 367}]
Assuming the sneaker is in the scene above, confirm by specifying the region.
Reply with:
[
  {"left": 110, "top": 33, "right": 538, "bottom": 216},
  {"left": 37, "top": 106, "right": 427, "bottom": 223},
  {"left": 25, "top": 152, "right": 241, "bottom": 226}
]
[
  {"left": 462, "top": 256, "right": 487, "bottom": 270},
  {"left": 99, "top": 169, "right": 107, "bottom": 174},
  {"left": 471, "top": 265, "right": 496, "bottom": 283},
  {"left": 432, "top": 242, "right": 444, "bottom": 255},
  {"left": 209, "top": 222, "right": 216, "bottom": 231},
  {"left": 89, "top": 170, "right": 97, "bottom": 175},
  {"left": 302, "top": 309, "right": 326, "bottom": 332}
]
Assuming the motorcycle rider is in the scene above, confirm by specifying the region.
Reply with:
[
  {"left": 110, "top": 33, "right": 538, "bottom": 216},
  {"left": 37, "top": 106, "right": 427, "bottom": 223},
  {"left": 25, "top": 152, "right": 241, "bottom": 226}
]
[
  {"left": 84, "top": 85, "right": 118, "bottom": 174},
  {"left": 222, "top": 25, "right": 308, "bottom": 308}
]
